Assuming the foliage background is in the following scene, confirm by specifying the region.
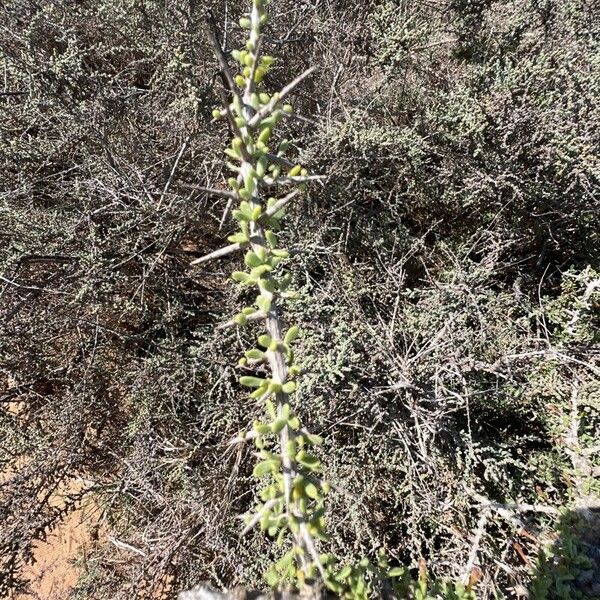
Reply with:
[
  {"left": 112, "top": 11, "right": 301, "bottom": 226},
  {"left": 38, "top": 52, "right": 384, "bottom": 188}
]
[{"left": 1, "top": 0, "right": 598, "bottom": 598}]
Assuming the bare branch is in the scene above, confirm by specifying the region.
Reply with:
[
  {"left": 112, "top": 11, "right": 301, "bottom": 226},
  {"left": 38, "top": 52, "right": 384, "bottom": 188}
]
[
  {"left": 265, "top": 153, "right": 295, "bottom": 169},
  {"left": 205, "top": 16, "right": 240, "bottom": 97},
  {"left": 471, "top": 491, "right": 559, "bottom": 516},
  {"left": 159, "top": 136, "right": 191, "bottom": 208},
  {"left": 263, "top": 174, "right": 326, "bottom": 187},
  {"left": 248, "top": 67, "right": 316, "bottom": 128},
  {"left": 265, "top": 189, "right": 302, "bottom": 218},
  {"left": 190, "top": 243, "right": 242, "bottom": 266},
  {"left": 178, "top": 183, "right": 237, "bottom": 201},
  {"left": 241, "top": 498, "right": 278, "bottom": 535},
  {"left": 217, "top": 310, "right": 266, "bottom": 330}
]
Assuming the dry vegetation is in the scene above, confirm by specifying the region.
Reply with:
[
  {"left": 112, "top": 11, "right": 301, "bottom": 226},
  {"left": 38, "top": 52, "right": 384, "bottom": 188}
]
[{"left": 0, "top": 0, "right": 598, "bottom": 599}]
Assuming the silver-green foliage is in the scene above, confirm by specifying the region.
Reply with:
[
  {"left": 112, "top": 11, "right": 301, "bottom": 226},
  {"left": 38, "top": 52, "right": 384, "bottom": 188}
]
[
  {"left": 206, "top": 1, "right": 417, "bottom": 594},
  {"left": 209, "top": 0, "right": 332, "bottom": 587}
]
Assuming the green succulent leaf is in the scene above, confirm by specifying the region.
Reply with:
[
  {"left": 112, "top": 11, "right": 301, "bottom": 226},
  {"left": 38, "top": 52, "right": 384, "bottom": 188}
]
[
  {"left": 245, "top": 349, "right": 265, "bottom": 361},
  {"left": 284, "top": 325, "right": 300, "bottom": 344},
  {"left": 282, "top": 381, "right": 296, "bottom": 394},
  {"left": 245, "top": 251, "right": 263, "bottom": 268},
  {"left": 240, "top": 376, "right": 267, "bottom": 388}
]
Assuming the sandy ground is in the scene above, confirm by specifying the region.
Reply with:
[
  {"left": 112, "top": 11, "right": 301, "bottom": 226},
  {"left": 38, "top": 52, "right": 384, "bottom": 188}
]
[
  {"left": 2, "top": 399, "right": 99, "bottom": 600},
  {"left": 12, "top": 500, "right": 99, "bottom": 600}
]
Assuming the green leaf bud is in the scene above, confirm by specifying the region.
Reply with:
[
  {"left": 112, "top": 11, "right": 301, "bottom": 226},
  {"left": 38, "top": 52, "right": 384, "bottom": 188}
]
[
  {"left": 260, "top": 115, "right": 277, "bottom": 129},
  {"left": 304, "top": 482, "right": 319, "bottom": 500},
  {"left": 249, "top": 93, "right": 260, "bottom": 110},
  {"left": 225, "top": 148, "right": 241, "bottom": 160},
  {"left": 232, "top": 271, "right": 251, "bottom": 283},
  {"left": 258, "top": 334, "right": 272, "bottom": 348},
  {"left": 232, "top": 137, "right": 244, "bottom": 153},
  {"left": 261, "top": 55, "right": 275, "bottom": 66},
  {"left": 296, "top": 450, "right": 321, "bottom": 471},
  {"left": 388, "top": 567, "right": 406, "bottom": 578},
  {"left": 265, "top": 230, "right": 277, "bottom": 247},
  {"left": 282, "top": 381, "right": 296, "bottom": 394},
  {"left": 227, "top": 232, "right": 248, "bottom": 244},
  {"left": 256, "top": 155, "right": 268, "bottom": 178},
  {"left": 265, "top": 399, "right": 277, "bottom": 419},
  {"left": 260, "top": 277, "right": 278, "bottom": 293},
  {"left": 254, "top": 459, "right": 278, "bottom": 477},
  {"left": 281, "top": 290, "right": 300, "bottom": 300},
  {"left": 245, "top": 349, "right": 265, "bottom": 361},
  {"left": 283, "top": 104, "right": 293, "bottom": 114},
  {"left": 264, "top": 569, "right": 279, "bottom": 587},
  {"left": 250, "top": 386, "right": 268, "bottom": 399},
  {"left": 288, "top": 516, "right": 300, "bottom": 534},
  {"left": 234, "top": 313, "right": 248, "bottom": 326},
  {"left": 259, "top": 512, "right": 270, "bottom": 531},
  {"left": 239, "top": 16, "right": 252, "bottom": 29},
  {"left": 240, "top": 375, "right": 266, "bottom": 388},
  {"left": 271, "top": 418, "right": 287, "bottom": 434},
  {"left": 234, "top": 116, "right": 247, "bottom": 129},
  {"left": 212, "top": 109, "right": 222, "bottom": 120},
  {"left": 253, "top": 421, "right": 271, "bottom": 435},
  {"left": 267, "top": 381, "right": 282, "bottom": 394},
  {"left": 258, "top": 127, "right": 272, "bottom": 144},
  {"left": 256, "top": 295, "right": 272, "bottom": 313},
  {"left": 288, "top": 164, "right": 302, "bottom": 177},
  {"left": 251, "top": 205, "right": 262, "bottom": 221},
  {"left": 235, "top": 74, "right": 246, "bottom": 88},
  {"left": 244, "top": 176, "right": 257, "bottom": 195},
  {"left": 255, "top": 245, "right": 267, "bottom": 261},
  {"left": 244, "top": 251, "right": 263, "bottom": 268},
  {"left": 259, "top": 92, "right": 270, "bottom": 104},
  {"left": 305, "top": 433, "right": 323, "bottom": 446},
  {"left": 251, "top": 264, "right": 272, "bottom": 278},
  {"left": 238, "top": 202, "right": 253, "bottom": 220},
  {"left": 284, "top": 325, "right": 300, "bottom": 344},
  {"left": 286, "top": 440, "right": 297, "bottom": 457},
  {"left": 254, "top": 66, "right": 266, "bottom": 83},
  {"left": 271, "top": 248, "right": 289, "bottom": 258}
]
